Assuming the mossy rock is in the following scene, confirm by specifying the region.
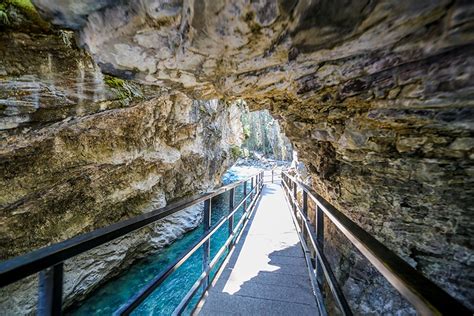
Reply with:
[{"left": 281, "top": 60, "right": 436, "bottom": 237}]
[
  {"left": 0, "top": 0, "right": 49, "bottom": 30},
  {"left": 231, "top": 145, "right": 242, "bottom": 160},
  {"left": 104, "top": 75, "right": 143, "bottom": 104}
]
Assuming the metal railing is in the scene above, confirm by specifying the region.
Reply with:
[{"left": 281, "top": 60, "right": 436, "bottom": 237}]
[
  {"left": 0, "top": 172, "right": 264, "bottom": 315},
  {"left": 281, "top": 171, "right": 471, "bottom": 316},
  {"left": 263, "top": 166, "right": 281, "bottom": 184}
]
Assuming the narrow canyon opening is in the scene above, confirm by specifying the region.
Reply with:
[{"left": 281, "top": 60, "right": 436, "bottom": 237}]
[{"left": 0, "top": 0, "right": 472, "bottom": 315}]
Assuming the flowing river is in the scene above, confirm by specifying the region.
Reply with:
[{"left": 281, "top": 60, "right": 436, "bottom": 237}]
[{"left": 68, "top": 166, "right": 261, "bottom": 315}]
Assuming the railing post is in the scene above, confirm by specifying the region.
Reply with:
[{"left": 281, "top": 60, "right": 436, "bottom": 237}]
[
  {"left": 243, "top": 181, "right": 247, "bottom": 212},
  {"left": 38, "top": 263, "right": 63, "bottom": 316},
  {"left": 228, "top": 188, "right": 235, "bottom": 248},
  {"left": 202, "top": 199, "right": 211, "bottom": 289},
  {"left": 251, "top": 178, "right": 254, "bottom": 200},
  {"left": 302, "top": 191, "right": 308, "bottom": 216},
  {"left": 302, "top": 191, "right": 308, "bottom": 240},
  {"left": 293, "top": 180, "right": 297, "bottom": 213},
  {"left": 315, "top": 204, "right": 324, "bottom": 286}
]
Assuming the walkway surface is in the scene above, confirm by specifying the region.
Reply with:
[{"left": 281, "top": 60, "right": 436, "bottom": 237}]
[{"left": 197, "top": 182, "right": 319, "bottom": 315}]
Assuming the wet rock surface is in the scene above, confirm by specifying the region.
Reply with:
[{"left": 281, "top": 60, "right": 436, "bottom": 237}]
[{"left": 2, "top": 0, "right": 474, "bottom": 313}]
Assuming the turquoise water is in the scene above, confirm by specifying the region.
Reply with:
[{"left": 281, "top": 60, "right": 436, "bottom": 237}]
[{"left": 68, "top": 171, "right": 250, "bottom": 315}]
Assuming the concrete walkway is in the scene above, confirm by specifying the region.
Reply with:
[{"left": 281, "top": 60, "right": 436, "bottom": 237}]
[{"left": 197, "top": 183, "right": 319, "bottom": 315}]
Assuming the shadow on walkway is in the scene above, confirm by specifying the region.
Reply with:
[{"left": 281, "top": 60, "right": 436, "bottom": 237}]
[{"left": 198, "top": 184, "right": 318, "bottom": 315}]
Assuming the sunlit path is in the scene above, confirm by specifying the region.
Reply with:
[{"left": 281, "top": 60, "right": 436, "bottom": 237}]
[{"left": 197, "top": 182, "right": 319, "bottom": 315}]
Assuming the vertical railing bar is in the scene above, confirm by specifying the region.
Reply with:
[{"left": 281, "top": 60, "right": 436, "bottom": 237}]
[
  {"left": 202, "top": 198, "right": 211, "bottom": 290},
  {"left": 304, "top": 190, "right": 317, "bottom": 268},
  {"left": 302, "top": 191, "right": 308, "bottom": 217},
  {"left": 293, "top": 180, "right": 297, "bottom": 201},
  {"left": 243, "top": 181, "right": 247, "bottom": 212},
  {"left": 292, "top": 180, "right": 298, "bottom": 216},
  {"left": 228, "top": 188, "right": 235, "bottom": 249},
  {"left": 38, "top": 262, "right": 63, "bottom": 316},
  {"left": 251, "top": 178, "right": 254, "bottom": 200},
  {"left": 302, "top": 191, "right": 308, "bottom": 241},
  {"left": 316, "top": 204, "right": 324, "bottom": 286}
]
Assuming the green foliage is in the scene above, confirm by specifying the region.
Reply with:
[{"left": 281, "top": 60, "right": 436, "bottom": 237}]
[
  {"left": 0, "top": 9, "right": 9, "bottom": 25},
  {"left": 243, "top": 125, "right": 251, "bottom": 139},
  {"left": 230, "top": 145, "right": 242, "bottom": 160},
  {"left": 0, "top": 0, "right": 49, "bottom": 28},
  {"left": 104, "top": 75, "right": 143, "bottom": 104},
  {"left": 199, "top": 104, "right": 208, "bottom": 114},
  {"left": 0, "top": 2, "right": 10, "bottom": 25},
  {"left": 6, "top": 0, "right": 35, "bottom": 12}
]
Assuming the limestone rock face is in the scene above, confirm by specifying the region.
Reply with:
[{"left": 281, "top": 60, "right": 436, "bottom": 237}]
[
  {"left": 29, "top": 0, "right": 474, "bottom": 311},
  {"left": 0, "top": 14, "right": 243, "bottom": 313},
  {"left": 0, "top": 92, "right": 242, "bottom": 259}
]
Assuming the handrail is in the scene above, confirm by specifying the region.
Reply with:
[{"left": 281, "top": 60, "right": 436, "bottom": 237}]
[
  {"left": 281, "top": 171, "right": 471, "bottom": 315},
  {"left": 281, "top": 176, "right": 351, "bottom": 316},
  {"left": 172, "top": 185, "right": 261, "bottom": 316},
  {"left": 115, "top": 181, "right": 261, "bottom": 315},
  {"left": 0, "top": 175, "right": 256, "bottom": 287},
  {"left": 282, "top": 183, "right": 329, "bottom": 316},
  {"left": 0, "top": 171, "right": 264, "bottom": 316}
]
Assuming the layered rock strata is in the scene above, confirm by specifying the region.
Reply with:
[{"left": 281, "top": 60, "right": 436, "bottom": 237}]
[{"left": 0, "top": 7, "right": 243, "bottom": 313}]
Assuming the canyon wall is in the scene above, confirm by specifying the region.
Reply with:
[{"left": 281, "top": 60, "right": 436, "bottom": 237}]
[
  {"left": 0, "top": 5, "right": 243, "bottom": 313},
  {"left": 28, "top": 0, "right": 474, "bottom": 312}
]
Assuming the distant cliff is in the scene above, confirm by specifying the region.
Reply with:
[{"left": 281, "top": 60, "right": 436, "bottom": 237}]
[{"left": 241, "top": 108, "right": 292, "bottom": 161}]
